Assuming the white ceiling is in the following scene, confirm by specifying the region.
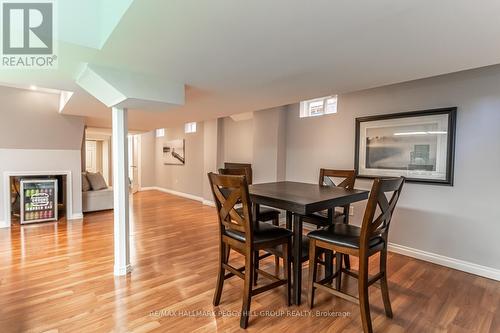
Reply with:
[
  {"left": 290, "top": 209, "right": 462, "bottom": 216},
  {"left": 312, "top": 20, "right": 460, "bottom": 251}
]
[{"left": 2, "top": 0, "right": 500, "bottom": 131}]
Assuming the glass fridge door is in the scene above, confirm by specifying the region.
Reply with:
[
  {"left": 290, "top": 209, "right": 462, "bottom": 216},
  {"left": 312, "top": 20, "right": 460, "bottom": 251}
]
[{"left": 20, "top": 179, "right": 58, "bottom": 224}]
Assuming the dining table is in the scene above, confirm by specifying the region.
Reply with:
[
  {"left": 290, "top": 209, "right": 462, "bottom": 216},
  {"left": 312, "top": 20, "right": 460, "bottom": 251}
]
[{"left": 248, "top": 181, "right": 369, "bottom": 305}]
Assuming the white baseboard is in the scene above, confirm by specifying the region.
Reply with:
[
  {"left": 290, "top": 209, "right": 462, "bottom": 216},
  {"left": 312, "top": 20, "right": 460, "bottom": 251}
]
[
  {"left": 114, "top": 264, "right": 132, "bottom": 276},
  {"left": 0, "top": 220, "right": 7, "bottom": 228},
  {"left": 147, "top": 186, "right": 205, "bottom": 203},
  {"left": 139, "top": 187, "right": 156, "bottom": 191},
  {"left": 68, "top": 213, "right": 84, "bottom": 220},
  {"left": 202, "top": 199, "right": 215, "bottom": 207},
  {"left": 155, "top": 187, "right": 204, "bottom": 202},
  {"left": 142, "top": 186, "right": 216, "bottom": 207},
  {"left": 388, "top": 243, "right": 500, "bottom": 281}
]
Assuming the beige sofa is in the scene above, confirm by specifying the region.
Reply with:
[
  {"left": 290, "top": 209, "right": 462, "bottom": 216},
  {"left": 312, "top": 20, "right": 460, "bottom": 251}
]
[
  {"left": 82, "top": 172, "right": 114, "bottom": 213},
  {"left": 82, "top": 187, "right": 114, "bottom": 212}
]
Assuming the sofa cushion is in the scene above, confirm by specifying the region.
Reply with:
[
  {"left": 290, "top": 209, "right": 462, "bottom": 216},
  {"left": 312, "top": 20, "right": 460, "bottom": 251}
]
[
  {"left": 87, "top": 172, "right": 108, "bottom": 190},
  {"left": 82, "top": 172, "right": 91, "bottom": 192},
  {"left": 82, "top": 187, "right": 114, "bottom": 212},
  {"left": 83, "top": 187, "right": 113, "bottom": 198}
]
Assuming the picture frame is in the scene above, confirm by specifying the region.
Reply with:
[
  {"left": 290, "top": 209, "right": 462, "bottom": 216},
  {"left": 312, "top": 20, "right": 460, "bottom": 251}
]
[
  {"left": 163, "top": 139, "right": 185, "bottom": 165},
  {"left": 355, "top": 107, "right": 457, "bottom": 185}
]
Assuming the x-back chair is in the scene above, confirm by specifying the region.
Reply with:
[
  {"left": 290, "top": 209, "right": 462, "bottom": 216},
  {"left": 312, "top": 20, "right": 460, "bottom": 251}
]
[
  {"left": 219, "top": 166, "right": 282, "bottom": 280},
  {"left": 307, "top": 177, "right": 405, "bottom": 333},
  {"left": 208, "top": 172, "right": 292, "bottom": 328}
]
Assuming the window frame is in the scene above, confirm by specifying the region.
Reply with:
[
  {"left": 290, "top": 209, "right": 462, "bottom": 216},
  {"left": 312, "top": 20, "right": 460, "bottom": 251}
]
[
  {"left": 184, "top": 122, "right": 197, "bottom": 134},
  {"left": 299, "top": 95, "right": 338, "bottom": 118},
  {"left": 155, "top": 128, "right": 165, "bottom": 137}
]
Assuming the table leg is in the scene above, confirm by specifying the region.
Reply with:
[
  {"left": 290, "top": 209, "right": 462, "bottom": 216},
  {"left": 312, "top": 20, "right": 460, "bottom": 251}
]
[
  {"left": 327, "top": 208, "right": 334, "bottom": 223},
  {"left": 253, "top": 203, "right": 260, "bottom": 285},
  {"left": 286, "top": 211, "right": 292, "bottom": 230},
  {"left": 325, "top": 208, "right": 334, "bottom": 278},
  {"left": 252, "top": 203, "right": 260, "bottom": 227},
  {"left": 292, "top": 213, "right": 303, "bottom": 305},
  {"left": 343, "top": 205, "right": 351, "bottom": 270}
]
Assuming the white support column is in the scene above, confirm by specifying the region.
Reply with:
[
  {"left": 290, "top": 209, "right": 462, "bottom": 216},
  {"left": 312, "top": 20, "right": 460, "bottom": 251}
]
[{"left": 112, "top": 107, "right": 131, "bottom": 276}]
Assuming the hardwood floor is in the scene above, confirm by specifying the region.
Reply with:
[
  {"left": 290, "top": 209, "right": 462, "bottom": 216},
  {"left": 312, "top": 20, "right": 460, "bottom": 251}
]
[{"left": 0, "top": 190, "right": 498, "bottom": 333}]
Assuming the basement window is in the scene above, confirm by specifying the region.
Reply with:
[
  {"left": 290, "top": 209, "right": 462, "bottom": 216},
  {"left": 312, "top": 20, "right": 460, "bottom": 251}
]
[
  {"left": 155, "top": 128, "right": 165, "bottom": 137},
  {"left": 299, "top": 95, "right": 338, "bottom": 118},
  {"left": 185, "top": 122, "right": 197, "bottom": 134}
]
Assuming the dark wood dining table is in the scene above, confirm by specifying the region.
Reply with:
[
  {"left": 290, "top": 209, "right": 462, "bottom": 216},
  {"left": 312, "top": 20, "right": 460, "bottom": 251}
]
[{"left": 249, "top": 181, "right": 369, "bottom": 305}]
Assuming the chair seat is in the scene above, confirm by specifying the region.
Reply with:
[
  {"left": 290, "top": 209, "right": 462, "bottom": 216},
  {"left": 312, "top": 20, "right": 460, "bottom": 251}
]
[
  {"left": 307, "top": 224, "right": 384, "bottom": 250},
  {"left": 225, "top": 222, "right": 292, "bottom": 245},
  {"left": 301, "top": 209, "right": 345, "bottom": 226},
  {"left": 268, "top": 237, "right": 337, "bottom": 268},
  {"left": 257, "top": 207, "right": 280, "bottom": 221},
  {"left": 266, "top": 236, "right": 310, "bottom": 262},
  {"left": 236, "top": 206, "right": 280, "bottom": 222}
]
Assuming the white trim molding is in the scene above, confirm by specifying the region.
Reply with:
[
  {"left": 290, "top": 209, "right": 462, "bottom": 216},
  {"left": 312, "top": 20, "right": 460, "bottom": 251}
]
[
  {"left": 202, "top": 199, "right": 215, "bottom": 207},
  {"left": 147, "top": 187, "right": 204, "bottom": 202},
  {"left": 68, "top": 213, "right": 84, "bottom": 220},
  {"left": 114, "top": 263, "right": 132, "bottom": 276},
  {"left": 140, "top": 186, "right": 215, "bottom": 207},
  {"left": 388, "top": 243, "right": 500, "bottom": 281},
  {"left": 2, "top": 170, "right": 76, "bottom": 228},
  {"left": 139, "top": 186, "right": 156, "bottom": 192}
]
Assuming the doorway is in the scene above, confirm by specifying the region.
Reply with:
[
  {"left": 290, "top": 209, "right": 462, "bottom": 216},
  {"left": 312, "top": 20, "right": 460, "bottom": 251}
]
[
  {"left": 85, "top": 139, "right": 111, "bottom": 186},
  {"left": 85, "top": 140, "right": 98, "bottom": 173},
  {"left": 128, "top": 135, "right": 141, "bottom": 194},
  {"left": 84, "top": 130, "right": 141, "bottom": 193}
]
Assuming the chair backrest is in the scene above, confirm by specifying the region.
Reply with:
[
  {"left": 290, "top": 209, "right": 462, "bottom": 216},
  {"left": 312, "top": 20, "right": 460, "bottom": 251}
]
[
  {"left": 319, "top": 169, "right": 356, "bottom": 189},
  {"left": 208, "top": 172, "right": 253, "bottom": 242},
  {"left": 360, "top": 177, "right": 405, "bottom": 251},
  {"left": 219, "top": 167, "right": 249, "bottom": 179},
  {"left": 224, "top": 162, "right": 253, "bottom": 184}
]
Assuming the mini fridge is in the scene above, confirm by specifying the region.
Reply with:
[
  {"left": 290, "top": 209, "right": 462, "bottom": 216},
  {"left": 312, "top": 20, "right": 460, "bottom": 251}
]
[{"left": 20, "top": 179, "right": 58, "bottom": 224}]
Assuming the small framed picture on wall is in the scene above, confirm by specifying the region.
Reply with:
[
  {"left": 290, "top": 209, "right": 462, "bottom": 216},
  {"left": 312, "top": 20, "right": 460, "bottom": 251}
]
[
  {"left": 355, "top": 107, "right": 457, "bottom": 185},
  {"left": 163, "top": 139, "right": 185, "bottom": 165}
]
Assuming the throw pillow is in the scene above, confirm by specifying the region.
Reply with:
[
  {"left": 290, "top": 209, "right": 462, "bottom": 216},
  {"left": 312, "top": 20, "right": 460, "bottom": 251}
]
[
  {"left": 86, "top": 172, "right": 108, "bottom": 190},
  {"left": 82, "top": 172, "right": 91, "bottom": 192}
]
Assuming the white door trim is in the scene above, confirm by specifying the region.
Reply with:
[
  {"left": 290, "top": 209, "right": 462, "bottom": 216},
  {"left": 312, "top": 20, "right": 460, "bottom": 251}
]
[{"left": 136, "top": 135, "right": 142, "bottom": 192}]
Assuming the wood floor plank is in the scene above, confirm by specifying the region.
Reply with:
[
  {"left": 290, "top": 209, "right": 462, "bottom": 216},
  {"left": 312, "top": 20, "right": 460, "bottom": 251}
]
[{"left": 0, "top": 190, "right": 498, "bottom": 332}]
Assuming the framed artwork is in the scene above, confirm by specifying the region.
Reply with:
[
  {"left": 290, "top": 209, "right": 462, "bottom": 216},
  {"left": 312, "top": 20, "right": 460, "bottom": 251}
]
[
  {"left": 355, "top": 107, "right": 456, "bottom": 185},
  {"left": 163, "top": 139, "right": 185, "bottom": 165}
]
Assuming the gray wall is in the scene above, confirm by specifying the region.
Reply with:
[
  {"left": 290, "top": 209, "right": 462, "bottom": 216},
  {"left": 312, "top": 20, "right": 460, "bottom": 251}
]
[
  {"left": 154, "top": 123, "right": 205, "bottom": 197},
  {"left": 252, "top": 106, "right": 287, "bottom": 183},
  {"left": 0, "top": 86, "right": 85, "bottom": 225},
  {"left": 141, "top": 111, "right": 287, "bottom": 200},
  {"left": 142, "top": 120, "right": 222, "bottom": 201},
  {"left": 0, "top": 87, "right": 85, "bottom": 150},
  {"left": 222, "top": 117, "right": 254, "bottom": 164},
  {"left": 217, "top": 110, "right": 287, "bottom": 184},
  {"left": 202, "top": 119, "right": 221, "bottom": 201},
  {"left": 140, "top": 131, "right": 155, "bottom": 188},
  {"left": 286, "top": 65, "right": 500, "bottom": 269}
]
